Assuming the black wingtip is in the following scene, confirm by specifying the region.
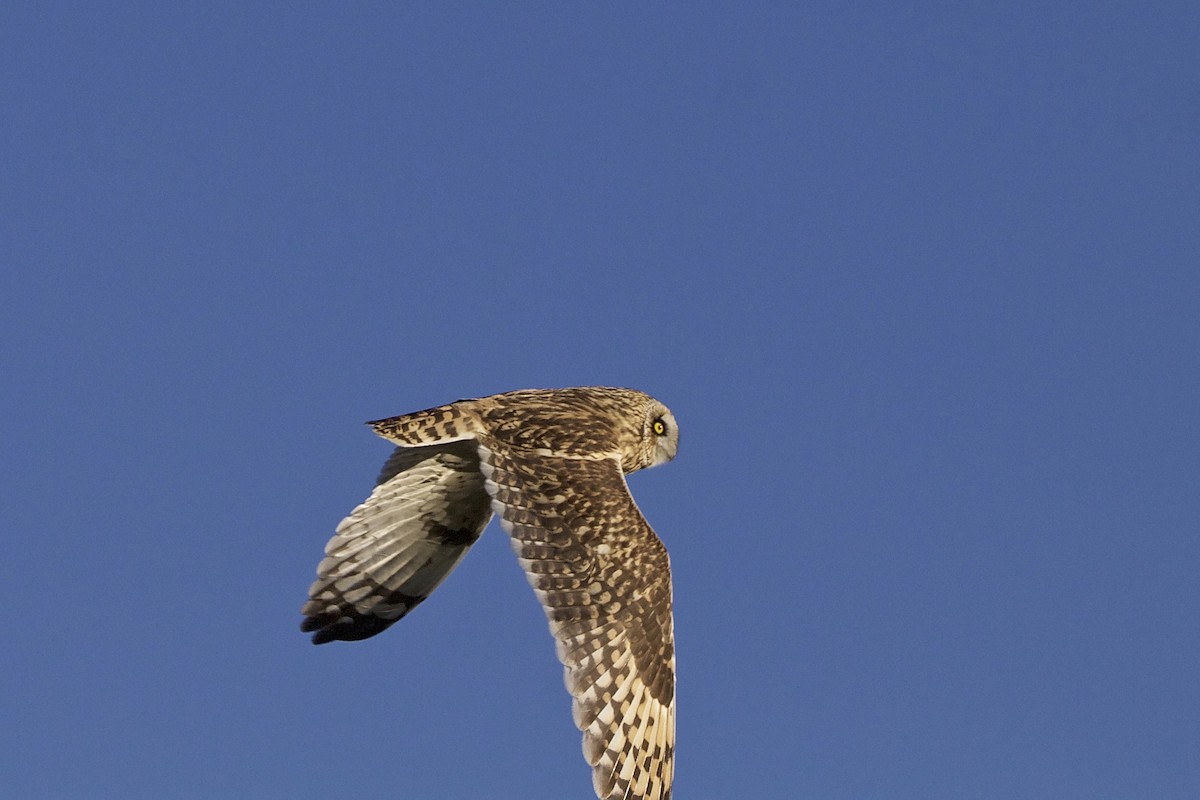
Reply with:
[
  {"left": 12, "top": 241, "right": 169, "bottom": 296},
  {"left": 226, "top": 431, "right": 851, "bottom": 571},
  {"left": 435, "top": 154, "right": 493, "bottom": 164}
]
[{"left": 300, "top": 613, "right": 396, "bottom": 645}]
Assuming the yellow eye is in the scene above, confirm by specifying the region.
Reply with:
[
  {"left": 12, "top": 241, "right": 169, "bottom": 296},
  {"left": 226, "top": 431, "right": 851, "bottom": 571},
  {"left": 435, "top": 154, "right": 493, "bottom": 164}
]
[{"left": 652, "top": 418, "right": 667, "bottom": 436}]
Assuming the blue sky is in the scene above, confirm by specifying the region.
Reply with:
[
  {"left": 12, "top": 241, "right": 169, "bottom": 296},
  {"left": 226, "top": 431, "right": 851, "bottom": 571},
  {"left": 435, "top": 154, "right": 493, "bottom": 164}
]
[{"left": 2, "top": 3, "right": 1198, "bottom": 798}]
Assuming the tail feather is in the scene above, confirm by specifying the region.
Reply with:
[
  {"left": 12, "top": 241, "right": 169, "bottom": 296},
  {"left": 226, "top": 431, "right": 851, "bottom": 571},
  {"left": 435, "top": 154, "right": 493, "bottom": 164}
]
[{"left": 368, "top": 402, "right": 480, "bottom": 446}]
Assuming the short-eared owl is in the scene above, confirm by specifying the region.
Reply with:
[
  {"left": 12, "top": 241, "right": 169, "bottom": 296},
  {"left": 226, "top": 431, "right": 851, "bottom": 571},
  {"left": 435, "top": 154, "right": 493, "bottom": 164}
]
[{"left": 301, "top": 387, "right": 679, "bottom": 800}]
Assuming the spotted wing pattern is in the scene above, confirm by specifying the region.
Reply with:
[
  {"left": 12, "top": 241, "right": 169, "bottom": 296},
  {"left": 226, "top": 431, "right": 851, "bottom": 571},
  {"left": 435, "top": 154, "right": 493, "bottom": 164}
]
[
  {"left": 301, "top": 440, "right": 492, "bottom": 644},
  {"left": 477, "top": 444, "right": 676, "bottom": 800}
]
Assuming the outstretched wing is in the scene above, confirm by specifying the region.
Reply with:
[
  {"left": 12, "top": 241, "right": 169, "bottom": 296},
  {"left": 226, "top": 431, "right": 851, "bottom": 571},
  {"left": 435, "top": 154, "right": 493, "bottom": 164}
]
[
  {"left": 301, "top": 439, "right": 492, "bottom": 644},
  {"left": 477, "top": 445, "right": 676, "bottom": 800}
]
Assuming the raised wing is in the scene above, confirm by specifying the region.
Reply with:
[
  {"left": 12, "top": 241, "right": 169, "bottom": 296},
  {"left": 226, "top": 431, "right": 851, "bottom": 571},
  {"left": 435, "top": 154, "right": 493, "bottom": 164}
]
[
  {"left": 478, "top": 445, "right": 676, "bottom": 800},
  {"left": 301, "top": 440, "right": 492, "bottom": 644}
]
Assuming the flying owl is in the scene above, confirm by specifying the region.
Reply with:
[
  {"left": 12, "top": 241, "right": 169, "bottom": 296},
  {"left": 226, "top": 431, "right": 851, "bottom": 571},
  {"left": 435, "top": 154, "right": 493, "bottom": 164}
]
[{"left": 301, "top": 387, "right": 679, "bottom": 800}]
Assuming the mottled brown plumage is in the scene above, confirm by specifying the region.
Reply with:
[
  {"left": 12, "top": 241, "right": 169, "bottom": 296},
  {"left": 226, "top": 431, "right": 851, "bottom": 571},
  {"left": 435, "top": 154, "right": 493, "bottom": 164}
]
[{"left": 301, "top": 387, "right": 679, "bottom": 800}]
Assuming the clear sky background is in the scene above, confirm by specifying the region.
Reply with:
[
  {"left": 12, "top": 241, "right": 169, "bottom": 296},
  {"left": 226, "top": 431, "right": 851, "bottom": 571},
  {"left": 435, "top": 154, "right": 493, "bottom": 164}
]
[{"left": 3, "top": 4, "right": 1198, "bottom": 799}]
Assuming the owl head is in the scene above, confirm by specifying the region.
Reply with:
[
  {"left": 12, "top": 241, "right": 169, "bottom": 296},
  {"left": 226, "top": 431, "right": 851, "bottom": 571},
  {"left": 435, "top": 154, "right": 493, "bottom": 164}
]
[{"left": 641, "top": 398, "right": 679, "bottom": 470}]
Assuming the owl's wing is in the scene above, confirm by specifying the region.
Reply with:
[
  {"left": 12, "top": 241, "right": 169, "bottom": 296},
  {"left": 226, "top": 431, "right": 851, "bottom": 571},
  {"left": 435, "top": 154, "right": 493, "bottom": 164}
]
[
  {"left": 478, "top": 445, "right": 675, "bottom": 800},
  {"left": 301, "top": 439, "right": 493, "bottom": 644}
]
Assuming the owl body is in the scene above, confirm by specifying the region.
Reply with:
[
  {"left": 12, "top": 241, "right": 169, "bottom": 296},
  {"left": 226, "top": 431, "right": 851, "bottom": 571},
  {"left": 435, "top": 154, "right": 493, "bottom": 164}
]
[
  {"left": 302, "top": 387, "right": 679, "bottom": 800},
  {"left": 371, "top": 386, "right": 677, "bottom": 470}
]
